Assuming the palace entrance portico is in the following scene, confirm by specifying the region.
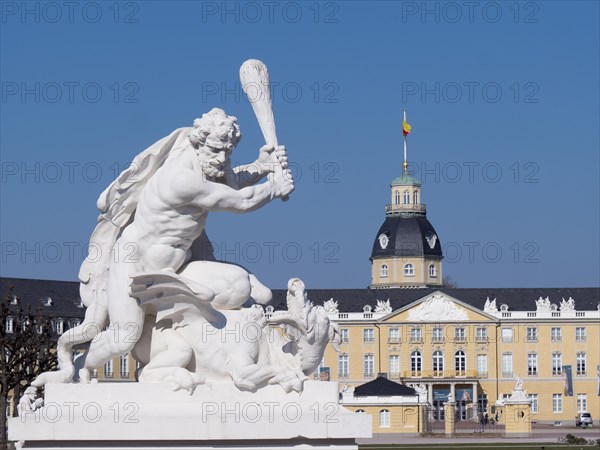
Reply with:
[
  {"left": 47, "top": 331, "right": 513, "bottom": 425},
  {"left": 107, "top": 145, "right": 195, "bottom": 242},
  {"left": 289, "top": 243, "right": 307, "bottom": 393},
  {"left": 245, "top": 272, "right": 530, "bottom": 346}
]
[{"left": 407, "top": 378, "right": 483, "bottom": 421}]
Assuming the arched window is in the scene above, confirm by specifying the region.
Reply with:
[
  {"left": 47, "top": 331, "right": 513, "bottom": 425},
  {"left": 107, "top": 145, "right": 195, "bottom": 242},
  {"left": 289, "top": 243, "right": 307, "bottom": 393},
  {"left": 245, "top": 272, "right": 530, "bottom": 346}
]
[
  {"left": 429, "top": 264, "right": 436, "bottom": 277},
  {"left": 394, "top": 190, "right": 400, "bottom": 205},
  {"left": 355, "top": 409, "right": 365, "bottom": 414},
  {"left": 403, "top": 190, "right": 410, "bottom": 204},
  {"left": 380, "top": 264, "right": 388, "bottom": 278},
  {"left": 432, "top": 351, "right": 444, "bottom": 373},
  {"left": 413, "top": 191, "right": 418, "bottom": 205},
  {"left": 379, "top": 409, "right": 390, "bottom": 427},
  {"left": 455, "top": 351, "right": 466, "bottom": 374},
  {"left": 404, "top": 263, "right": 414, "bottom": 276},
  {"left": 411, "top": 351, "right": 422, "bottom": 373}
]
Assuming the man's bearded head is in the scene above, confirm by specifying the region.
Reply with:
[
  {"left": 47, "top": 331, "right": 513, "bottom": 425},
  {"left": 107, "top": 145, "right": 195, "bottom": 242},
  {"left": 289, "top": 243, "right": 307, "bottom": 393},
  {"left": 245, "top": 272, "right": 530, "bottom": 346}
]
[{"left": 189, "top": 108, "right": 242, "bottom": 179}]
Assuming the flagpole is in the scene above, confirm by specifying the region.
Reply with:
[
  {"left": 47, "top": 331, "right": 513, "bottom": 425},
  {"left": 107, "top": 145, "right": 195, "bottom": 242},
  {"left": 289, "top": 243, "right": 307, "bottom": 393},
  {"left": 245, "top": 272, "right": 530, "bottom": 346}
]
[{"left": 403, "top": 109, "right": 408, "bottom": 173}]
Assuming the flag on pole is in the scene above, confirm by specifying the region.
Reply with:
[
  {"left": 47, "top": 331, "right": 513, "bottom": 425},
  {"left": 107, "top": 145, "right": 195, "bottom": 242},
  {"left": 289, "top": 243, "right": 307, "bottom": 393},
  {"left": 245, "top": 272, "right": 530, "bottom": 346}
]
[{"left": 403, "top": 120, "right": 411, "bottom": 136}]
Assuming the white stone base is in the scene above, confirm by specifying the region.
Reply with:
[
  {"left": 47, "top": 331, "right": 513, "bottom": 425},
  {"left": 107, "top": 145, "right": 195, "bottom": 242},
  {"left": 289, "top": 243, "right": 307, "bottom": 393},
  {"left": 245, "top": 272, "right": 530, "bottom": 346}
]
[{"left": 9, "top": 381, "right": 370, "bottom": 449}]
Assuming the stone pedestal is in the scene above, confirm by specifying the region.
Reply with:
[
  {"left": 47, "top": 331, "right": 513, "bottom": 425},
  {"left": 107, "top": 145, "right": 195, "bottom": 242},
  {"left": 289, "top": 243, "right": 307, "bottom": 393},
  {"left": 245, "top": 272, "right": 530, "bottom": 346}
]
[
  {"left": 503, "top": 400, "right": 532, "bottom": 438},
  {"left": 9, "top": 381, "right": 371, "bottom": 449},
  {"left": 443, "top": 403, "right": 456, "bottom": 437}
]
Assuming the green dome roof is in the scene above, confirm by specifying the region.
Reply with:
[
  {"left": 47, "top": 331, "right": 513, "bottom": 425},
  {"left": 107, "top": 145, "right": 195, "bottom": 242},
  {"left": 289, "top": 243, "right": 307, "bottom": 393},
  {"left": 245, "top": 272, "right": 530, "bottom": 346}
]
[{"left": 391, "top": 171, "right": 421, "bottom": 186}]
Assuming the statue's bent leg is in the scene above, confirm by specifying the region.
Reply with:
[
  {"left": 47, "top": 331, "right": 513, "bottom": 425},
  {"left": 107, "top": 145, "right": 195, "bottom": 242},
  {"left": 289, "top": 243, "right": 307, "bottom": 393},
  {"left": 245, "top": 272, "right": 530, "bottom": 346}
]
[{"left": 79, "top": 288, "right": 144, "bottom": 381}]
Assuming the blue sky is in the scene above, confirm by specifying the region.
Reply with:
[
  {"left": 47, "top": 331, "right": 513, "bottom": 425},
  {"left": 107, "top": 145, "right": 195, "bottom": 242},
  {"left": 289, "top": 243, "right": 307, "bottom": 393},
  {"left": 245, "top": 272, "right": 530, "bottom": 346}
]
[{"left": 1, "top": 1, "right": 598, "bottom": 289}]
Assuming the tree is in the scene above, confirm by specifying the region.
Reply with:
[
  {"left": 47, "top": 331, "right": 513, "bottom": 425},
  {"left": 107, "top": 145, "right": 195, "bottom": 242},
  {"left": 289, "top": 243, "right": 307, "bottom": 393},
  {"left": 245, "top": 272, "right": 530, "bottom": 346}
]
[
  {"left": 443, "top": 275, "right": 459, "bottom": 288},
  {"left": 0, "top": 287, "right": 57, "bottom": 448}
]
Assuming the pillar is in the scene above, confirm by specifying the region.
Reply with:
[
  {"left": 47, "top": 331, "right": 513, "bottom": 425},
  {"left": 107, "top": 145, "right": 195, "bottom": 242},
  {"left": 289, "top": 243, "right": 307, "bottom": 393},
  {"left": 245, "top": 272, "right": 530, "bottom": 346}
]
[
  {"left": 504, "top": 401, "right": 532, "bottom": 438},
  {"left": 444, "top": 402, "right": 456, "bottom": 437}
]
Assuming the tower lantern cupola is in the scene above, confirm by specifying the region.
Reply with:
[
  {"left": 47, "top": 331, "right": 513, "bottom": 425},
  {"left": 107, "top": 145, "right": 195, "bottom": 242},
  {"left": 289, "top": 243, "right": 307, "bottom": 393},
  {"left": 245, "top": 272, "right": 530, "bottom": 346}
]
[{"left": 370, "top": 111, "right": 443, "bottom": 289}]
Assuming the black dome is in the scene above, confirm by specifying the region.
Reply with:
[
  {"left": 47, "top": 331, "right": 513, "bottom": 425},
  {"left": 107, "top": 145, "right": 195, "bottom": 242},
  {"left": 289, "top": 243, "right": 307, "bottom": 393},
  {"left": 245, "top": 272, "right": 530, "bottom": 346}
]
[{"left": 371, "top": 215, "right": 443, "bottom": 260}]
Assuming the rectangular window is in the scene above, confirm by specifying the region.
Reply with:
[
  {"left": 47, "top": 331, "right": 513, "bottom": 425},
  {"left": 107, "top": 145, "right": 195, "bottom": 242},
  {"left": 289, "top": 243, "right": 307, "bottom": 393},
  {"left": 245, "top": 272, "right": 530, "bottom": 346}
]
[
  {"left": 502, "top": 353, "right": 513, "bottom": 377},
  {"left": 577, "top": 394, "right": 587, "bottom": 412},
  {"left": 363, "top": 328, "right": 374, "bottom": 343},
  {"left": 432, "top": 327, "right": 444, "bottom": 342},
  {"left": 527, "top": 353, "right": 538, "bottom": 376},
  {"left": 501, "top": 328, "right": 513, "bottom": 343},
  {"left": 388, "top": 328, "right": 400, "bottom": 343},
  {"left": 476, "top": 327, "right": 487, "bottom": 342},
  {"left": 389, "top": 355, "right": 400, "bottom": 378},
  {"left": 341, "top": 328, "right": 349, "bottom": 343},
  {"left": 551, "top": 327, "right": 562, "bottom": 342},
  {"left": 477, "top": 354, "right": 488, "bottom": 377},
  {"left": 338, "top": 354, "right": 349, "bottom": 378},
  {"left": 552, "top": 394, "right": 563, "bottom": 413},
  {"left": 576, "top": 352, "right": 586, "bottom": 376},
  {"left": 552, "top": 353, "right": 562, "bottom": 376},
  {"left": 104, "top": 359, "right": 113, "bottom": 378},
  {"left": 454, "top": 327, "right": 466, "bottom": 342},
  {"left": 526, "top": 327, "right": 538, "bottom": 342},
  {"left": 364, "top": 354, "right": 374, "bottom": 378},
  {"left": 529, "top": 394, "right": 538, "bottom": 413},
  {"left": 120, "top": 354, "right": 129, "bottom": 377},
  {"left": 575, "top": 327, "right": 586, "bottom": 341},
  {"left": 410, "top": 327, "right": 422, "bottom": 343}
]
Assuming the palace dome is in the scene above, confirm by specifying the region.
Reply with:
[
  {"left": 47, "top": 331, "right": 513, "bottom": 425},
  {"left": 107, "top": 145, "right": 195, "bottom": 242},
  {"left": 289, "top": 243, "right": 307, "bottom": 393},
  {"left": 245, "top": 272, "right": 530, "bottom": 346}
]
[{"left": 371, "top": 215, "right": 442, "bottom": 260}]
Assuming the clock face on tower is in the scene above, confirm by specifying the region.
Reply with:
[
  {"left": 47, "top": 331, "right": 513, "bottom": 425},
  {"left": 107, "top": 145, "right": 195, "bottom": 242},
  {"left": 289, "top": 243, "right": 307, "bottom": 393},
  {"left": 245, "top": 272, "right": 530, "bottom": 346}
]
[{"left": 378, "top": 233, "right": 389, "bottom": 249}]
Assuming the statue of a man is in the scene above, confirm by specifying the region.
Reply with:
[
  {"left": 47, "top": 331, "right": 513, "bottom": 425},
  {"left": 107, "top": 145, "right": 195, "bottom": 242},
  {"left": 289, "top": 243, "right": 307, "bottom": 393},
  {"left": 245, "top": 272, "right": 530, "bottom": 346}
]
[{"left": 35, "top": 108, "right": 294, "bottom": 385}]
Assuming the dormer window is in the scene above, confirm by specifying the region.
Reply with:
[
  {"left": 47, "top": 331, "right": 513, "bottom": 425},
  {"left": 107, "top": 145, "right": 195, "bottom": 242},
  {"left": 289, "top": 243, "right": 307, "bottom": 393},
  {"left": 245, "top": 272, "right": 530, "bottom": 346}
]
[
  {"left": 404, "top": 263, "right": 414, "bottom": 276},
  {"left": 10, "top": 294, "right": 19, "bottom": 305},
  {"left": 43, "top": 297, "right": 53, "bottom": 306},
  {"left": 265, "top": 305, "right": 274, "bottom": 319},
  {"left": 403, "top": 190, "right": 410, "bottom": 204}
]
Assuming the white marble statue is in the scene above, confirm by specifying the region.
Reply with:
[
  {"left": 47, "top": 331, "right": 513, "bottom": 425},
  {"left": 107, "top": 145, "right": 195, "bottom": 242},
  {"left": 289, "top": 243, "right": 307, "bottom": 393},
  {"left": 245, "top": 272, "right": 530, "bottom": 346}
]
[
  {"left": 17, "top": 387, "right": 43, "bottom": 415},
  {"left": 560, "top": 297, "right": 575, "bottom": 312},
  {"left": 535, "top": 296, "right": 552, "bottom": 312},
  {"left": 483, "top": 297, "right": 498, "bottom": 314},
  {"left": 323, "top": 298, "right": 339, "bottom": 314},
  {"left": 374, "top": 299, "right": 392, "bottom": 314},
  {"left": 508, "top": 375, "right": 528, "bottom": 401},
  {"left": 34, "top": 107, "right": 295, "bottom": 387},
  {"left": 515, "top": 375, "right": 523, "bottom": 391}
]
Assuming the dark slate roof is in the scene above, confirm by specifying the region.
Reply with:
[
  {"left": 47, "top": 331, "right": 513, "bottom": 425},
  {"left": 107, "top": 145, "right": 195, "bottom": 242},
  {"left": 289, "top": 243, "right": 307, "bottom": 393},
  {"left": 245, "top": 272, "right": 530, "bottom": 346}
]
[
  {"left": 354, "top": 377, "right": 417, "bottom": 397},
  {"left": 371, "top": 216, "right": 442, "bottom": 260},
  {"left": 2, "top": 277, "right": 599, "bottom": 314},
  {"left": 0, "top": 277, "right": 83, "bottom": 318},
  {"left": 269, "top": 287, "right": 600, "bottom": 313}
]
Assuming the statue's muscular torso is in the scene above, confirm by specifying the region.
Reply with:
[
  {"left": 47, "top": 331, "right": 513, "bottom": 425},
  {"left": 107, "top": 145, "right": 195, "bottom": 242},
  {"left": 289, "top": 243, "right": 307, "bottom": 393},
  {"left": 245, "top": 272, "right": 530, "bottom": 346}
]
[{"left": 118, "top": 150, "right": 209, "bottom": 273}]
